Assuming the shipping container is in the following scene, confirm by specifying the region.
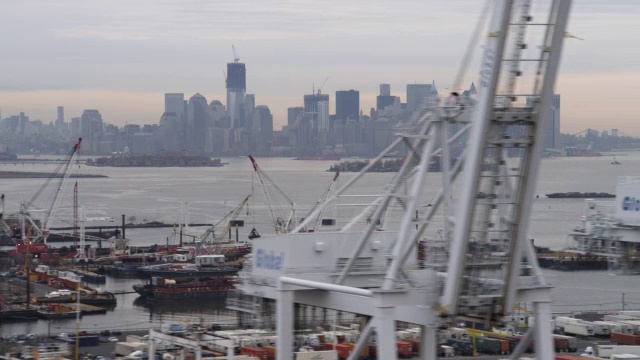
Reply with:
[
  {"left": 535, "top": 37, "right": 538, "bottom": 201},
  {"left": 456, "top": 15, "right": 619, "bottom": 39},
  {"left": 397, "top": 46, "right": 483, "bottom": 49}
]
[
  {"left": 445, "top": 339, "right": 473, "bottom": 356},
  {"left": 396, "top": 340, "right": 413, "bottom": 358},
  {"left": 263, "top": 346, "right": 276, "bottom": 360},
  {"left": 612, "top": 332, "right": 640, "bottom": 346},
  {"left": 611, "top": 355, "right": 640, "bottom": 360},
  {"left": 552, "top": 335, "right": 570, "bottom": 352},
  {"left": 598, "top": 345, "right": 640, "bottom": 358},
  {"left": 240, "top": 347, "right": 269, "bottom": 360},
  {"left": 553, "top": 334, "right": 578, "bottom": 352},
  {"left": 294, "top": 351, "right": 337, "bottom": 360},
  {"left": 115, "top": 342, "right": 147, "bottom": 356},
  {"left": 334, "top": 343, "right": 354, "bottom": 360},
  {"left": 438, "top": 345, "right": 455, "bottom": 357},
  {"left": 62, "top": 335, "right": 100, "bottom": 347},
  {"left": 473, "top": 336, "right": 501, "bottom": 355}
]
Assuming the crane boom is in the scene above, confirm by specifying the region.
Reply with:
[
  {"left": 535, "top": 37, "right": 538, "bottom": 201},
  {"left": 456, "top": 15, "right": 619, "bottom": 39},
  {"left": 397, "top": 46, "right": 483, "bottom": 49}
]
[
  {"left": 22, "top": 138, "right": 82, "bottom": 243},
  {"left": 305, "top": 172, "right": 339, "bottom": 232},
  {"left": 249, "top": 156, "right": 296, "bottom": 234},
  {"left": 214, "top": 195, "right": 251, "bottom": 244}
]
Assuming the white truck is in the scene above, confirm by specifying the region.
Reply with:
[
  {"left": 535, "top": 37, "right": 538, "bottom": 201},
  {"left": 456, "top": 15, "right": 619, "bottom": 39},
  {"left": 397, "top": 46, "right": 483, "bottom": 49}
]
[{"left": 598, "top": 345, "right": 640, "bottom": 358}]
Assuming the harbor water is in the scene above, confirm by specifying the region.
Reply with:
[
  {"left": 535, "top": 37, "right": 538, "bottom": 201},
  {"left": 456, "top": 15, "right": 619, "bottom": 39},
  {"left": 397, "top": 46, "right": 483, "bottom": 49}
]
[{"left": 2, "top": 155, "right": 640, "bottom": 336}]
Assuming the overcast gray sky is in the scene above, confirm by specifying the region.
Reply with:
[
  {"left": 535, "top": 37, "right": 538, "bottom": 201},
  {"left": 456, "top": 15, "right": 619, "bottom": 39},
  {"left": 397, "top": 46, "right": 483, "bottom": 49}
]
[{"left": 1, "top": 0, "right": 638, "bottom": 134}]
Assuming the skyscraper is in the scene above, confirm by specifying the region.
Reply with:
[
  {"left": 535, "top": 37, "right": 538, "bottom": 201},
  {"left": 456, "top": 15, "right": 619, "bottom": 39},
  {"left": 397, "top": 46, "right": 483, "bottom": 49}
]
[
  {"left": 56, "top": 106, "right": 64, "bottom": 129},
  {"left": 80, "top": 110, "right": 103, "bottom": 153},
  {"left": 376, "top": 84, "right": 398, "bottom": 111},
  {"left": 287, "top": 107, "right": 304, "bottom": 127},
  {"left": 336, "top": 90, "right": 360, "bottom": 123},
  {"left": 245, "top": 94, "right": 256, "bottom": 129},
  {"left": 165, "top": 93, "right": 185, "bottom": 119},
  {"left": 526, "top": 94, "right": 560, "bottom": 150},
  {"left": 254, "top": 105, "right": 273, "bottom": 153},
  {"left": 406, "top": 83, "right": 438, "bottom": 113},
  {"left": 548, "top": 94, "right": 561, "bottom": 149},
  {"left": 380, "top": 84, "right": 391, "bottom": 97},
  {"left": 226, "top": 61, "right": 246, "bottom": 129},
  {"left": 165, "top": 93, "right": 187, "bottom": 149},
  {"left": 304, "top": 94, "right": 329, "bottom": 132},
  {"left": 187, "top": 93, "right": 211, "bottom": 153}
]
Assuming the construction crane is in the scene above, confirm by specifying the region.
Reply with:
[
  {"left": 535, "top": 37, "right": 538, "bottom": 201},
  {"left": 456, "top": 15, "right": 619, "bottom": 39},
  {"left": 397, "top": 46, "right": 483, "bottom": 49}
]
[
  {"left": 232, "top": 45, "right": 240, "bottom": 63},
  {"left": 248, "top": 156, "right": 296, "bottom": 234},
  {"left": 213, "top": 195, "right": 251, "bottom": 244},
  {"left": 236, "top": 1, "right": 573, "bottom": 360},
  {"left": 20, "top": 137, "right": 82, "bottom": 244},
  {"left": 303, "top": 172, "right": 339, "bottom": 232},
  {"left": 313, "top": 77, "right": 329, "bottom": 96}
]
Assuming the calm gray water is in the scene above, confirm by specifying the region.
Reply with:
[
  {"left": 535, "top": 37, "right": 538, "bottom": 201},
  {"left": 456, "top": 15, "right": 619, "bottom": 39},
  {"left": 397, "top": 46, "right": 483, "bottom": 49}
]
[{"left": 2, "top": 155, "right": 640, "bottom": 336}]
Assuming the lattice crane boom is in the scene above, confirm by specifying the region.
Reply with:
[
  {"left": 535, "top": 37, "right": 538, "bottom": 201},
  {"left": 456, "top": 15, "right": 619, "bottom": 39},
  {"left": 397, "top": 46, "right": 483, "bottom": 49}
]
[
  {"left": 249, "top": 155, "right": 296, "bottom": 234},
  {"left": 214, "top": 195, "right": 251, "bottom": 244}
]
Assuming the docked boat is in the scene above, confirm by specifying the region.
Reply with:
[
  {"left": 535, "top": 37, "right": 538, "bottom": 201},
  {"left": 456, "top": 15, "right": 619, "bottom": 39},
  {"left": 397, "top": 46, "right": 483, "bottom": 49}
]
[
  {"left": 133, "top": 276, "right": 236, "bottom": 301},
  {"left": 37, "top": 291, "right": 117, "bottom": 307}
]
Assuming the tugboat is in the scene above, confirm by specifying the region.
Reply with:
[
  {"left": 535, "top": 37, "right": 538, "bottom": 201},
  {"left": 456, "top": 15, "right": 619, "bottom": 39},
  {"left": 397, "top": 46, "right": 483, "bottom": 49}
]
[{"left": 133, "top": 276, "right": 236, "bottom": 301}]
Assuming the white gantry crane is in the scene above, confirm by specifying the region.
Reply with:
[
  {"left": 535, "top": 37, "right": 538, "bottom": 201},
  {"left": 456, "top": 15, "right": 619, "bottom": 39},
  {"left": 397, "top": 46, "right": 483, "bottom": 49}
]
[{"left": 236, "top": 1, "right": 572, "bottom": 360}]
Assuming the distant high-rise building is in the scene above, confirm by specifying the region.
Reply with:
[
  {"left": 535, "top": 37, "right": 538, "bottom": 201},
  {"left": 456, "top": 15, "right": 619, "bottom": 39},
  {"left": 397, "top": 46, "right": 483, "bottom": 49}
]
[
  {"left": 56, "top": 106, "right": 64, "bottom": 129},
  {"left": 245, "top": 94, "right": 256, "bottom": 129},
  {"left": 187, "top": 93, "right": 211, "bottom": 153},
  {"left": 165, "top": 93, "right": 185, "bottom": 119},
  {"left": 376, "top": 84, "right": 398, "bottom": 111},
  {"left": 254, "top": 105, "right": 273, "bottom": 153},
  {"left": 304, "top": 93, "right": 330, "bottom": 133},
  {"left": 526, "top": 94, "right": 560, "bottom": 150},
  {"left": 80, "top": 110, "right": 103, "bottom": 153},
  {"left": 226, "top": 61, "right": 246, "bottom": 129},
  {"left": 380, "top": 84, "right": 391, "bottom": 97},
  {"left": 70, "top": 117, "right": 80, "bottom": 139},
  {"left": 406, "top": 83, "right": 438, "bottom": 113},
  {"left": 336, "top": 90, "right": 359, "bottom": 123},
  {"left": 209, "top": 100, "right": 227, "bottom": 128},
  {"left": 287, "top": 107, "right": 304, "bottom": 127},
  {"left": 165, "top": 93, "right": 187, "bottom": 148},
  {"left": 159, "top": 112, "right": 180, "bottom": 152}
]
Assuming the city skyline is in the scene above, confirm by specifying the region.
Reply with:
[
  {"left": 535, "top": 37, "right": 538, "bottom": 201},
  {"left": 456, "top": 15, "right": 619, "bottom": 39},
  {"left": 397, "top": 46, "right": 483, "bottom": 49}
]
[{"left": 1, "top": 1, "right": 639, "bottom": 134}]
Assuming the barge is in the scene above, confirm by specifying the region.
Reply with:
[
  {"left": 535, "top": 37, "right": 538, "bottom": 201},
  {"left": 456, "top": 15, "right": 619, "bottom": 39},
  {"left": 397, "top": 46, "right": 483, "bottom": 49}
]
[{"left": 133, "top": 276, "right": 236, "bottom": 301}]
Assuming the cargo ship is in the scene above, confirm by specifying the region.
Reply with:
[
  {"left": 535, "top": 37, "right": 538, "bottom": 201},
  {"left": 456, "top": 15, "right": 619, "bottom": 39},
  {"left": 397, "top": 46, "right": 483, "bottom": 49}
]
[
  {"left": 133, "top": 276, "right": 236, "bottom": 301},
  {"left": 546, "top": 192, "right": 615, "bottom": 199}
]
